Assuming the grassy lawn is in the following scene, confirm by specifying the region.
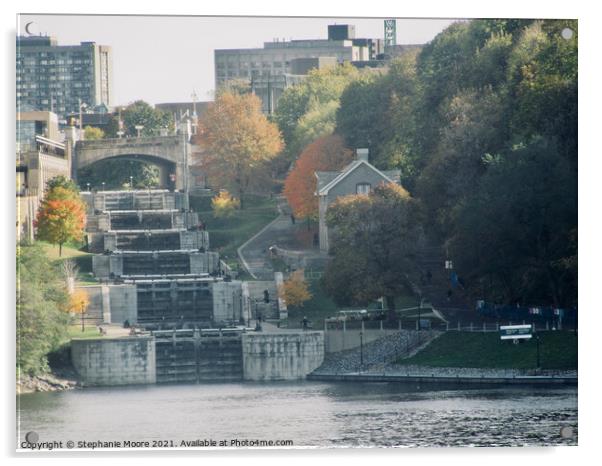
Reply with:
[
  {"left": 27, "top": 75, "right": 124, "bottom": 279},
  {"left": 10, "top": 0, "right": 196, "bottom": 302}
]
[
  {"left": 67, "top": 325, "right": 105, "bottom": 340},
  {"left": 396, "top": 331, "right": 577, "bottom": 370},
  {"left": 189, "top": 193, "right": 278, "bottom": 261},
  {"left": 287, "top": 279, "right": 419, "bottom": 329},
  {"left": 38, "top": 240, "right": 97, "bottom": 284}
]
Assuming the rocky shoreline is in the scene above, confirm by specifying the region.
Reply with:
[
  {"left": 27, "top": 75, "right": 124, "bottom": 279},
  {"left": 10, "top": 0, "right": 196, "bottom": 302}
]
[
  {"left": 17, "top": 371, "right": 80, "bottom": 395},
  {"left": 313, "top": 331, "right": 577, "bottom": 379}
]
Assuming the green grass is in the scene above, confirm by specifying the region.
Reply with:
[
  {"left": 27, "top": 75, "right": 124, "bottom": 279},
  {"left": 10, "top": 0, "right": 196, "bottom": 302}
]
[
  {"left": 189, "top": 193, "right": 278, "bottom": 261},
  {"left": 396, "top": 331, "right": 578, "bottom": 370},
  {"left": 38, "top": 240, "right": 90, "bottom": 261},
  {"left": 286, "top": 280, "right": 420, "bottom": 329},
  {"left": 37, "top": 241, "right": 95, "bottom": 284},
  {"left": 67, "top": 325, "right": 105, "bottom": 340}
]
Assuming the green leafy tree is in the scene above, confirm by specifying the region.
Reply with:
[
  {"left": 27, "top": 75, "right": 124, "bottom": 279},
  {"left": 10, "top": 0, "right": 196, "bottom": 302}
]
[
  {"left": 336, "top": 51, "right": 421, "bottom": 186},
  {"left": 323, "top": 183, "right": 422, "bottom": 315},
  {"left": 507, "top": 20, "right": 577, "bottom": 160},
  {"left": 17, "top": 243, "right": 71, "bottom": 375},
  {"left": 273, "top": 63, "right": 361, "bottom": 166},
  {"left": 83, "top": 125, "right": 105, "bottom": 140},
  {"left": 105, "top": 100, "right": 173, "bottom": 138},
  {"left": 78, "top": 159, "right": 161, "bottom": 190},
  {"left": 448, "top": 138, "right": 577, "bottom": 307}
]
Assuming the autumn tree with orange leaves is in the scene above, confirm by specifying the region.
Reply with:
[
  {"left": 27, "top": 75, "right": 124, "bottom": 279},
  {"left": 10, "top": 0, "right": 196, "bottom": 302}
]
[
  {"left": 35, "top": 180, "right": 86, "bottom": 257},
  {"left": 283, "top": 134, "right": 354, "bottom": 221},
  {"left": 279, "top": 269, "right": 312, "bottom": 308},
  {"left": 195, "top": 92, "right": 283, "bottom": 209}
]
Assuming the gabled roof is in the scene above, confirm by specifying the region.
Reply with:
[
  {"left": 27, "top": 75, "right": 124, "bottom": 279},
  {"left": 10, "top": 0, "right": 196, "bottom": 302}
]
[
  {"left": 317, "top": 159, "right": 400, "bottom": 196},
  {"left": 315, "top": 171, "right": 340, "bottom": 192}
]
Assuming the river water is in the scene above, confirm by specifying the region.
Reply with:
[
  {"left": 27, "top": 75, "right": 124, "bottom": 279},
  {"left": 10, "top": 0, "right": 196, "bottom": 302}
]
[{"left": 17, "top": 382, "right": 577, "bottom": 449}]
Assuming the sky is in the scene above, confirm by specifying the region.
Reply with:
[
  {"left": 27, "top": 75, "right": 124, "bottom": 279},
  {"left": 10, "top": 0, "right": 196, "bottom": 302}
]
[{"left": 17, "top": 15, "right": 457, "bottom": 106}]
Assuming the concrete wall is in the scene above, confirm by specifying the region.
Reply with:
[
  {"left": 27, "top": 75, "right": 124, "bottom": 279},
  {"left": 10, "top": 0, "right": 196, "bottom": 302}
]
[
  {"left": 71, "top": 337, "right": 156, "bottom": 386},
  {"left": 76, "top": 284, "right": 138, "bottom": 325},
  {"left": 189, "top": 251, "right": 219, "bottom": 274},
  {"left": 180, "top": 230, "right": 209, "bottom": 250},
  {"left": 212, "top": 281, "right": 243, "bottom": 324},
  {"left": 242, "top": 331, "right": 324, "bottom": 381}
]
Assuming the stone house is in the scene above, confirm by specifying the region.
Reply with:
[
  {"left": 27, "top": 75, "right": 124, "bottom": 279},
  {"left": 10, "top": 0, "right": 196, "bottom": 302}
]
[{"left": 315, "top": 148, "right": 401, "bottom": 252}]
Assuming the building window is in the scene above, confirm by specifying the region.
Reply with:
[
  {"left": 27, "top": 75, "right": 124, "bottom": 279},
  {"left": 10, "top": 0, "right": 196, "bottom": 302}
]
[{"left": 356, "top": 183, "right": 371, "bottom": 195}]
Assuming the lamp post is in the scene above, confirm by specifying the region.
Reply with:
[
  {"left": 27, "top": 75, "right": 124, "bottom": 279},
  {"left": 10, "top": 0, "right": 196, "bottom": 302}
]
[
  {"left": 130, "top": 176, "right": 134, "bottom": 190},
  {"left": 86, "top": 182, "right": 90, "bottom": 192},
  {"left": 101, "top": 182, "right": 105, "bottom": 191},
  {"left": 359, "top": 330, "right": 364, "bottom": 372},
  {"left": 78, "top": 99, "right": 87, "bottom": 140},
  {"left": 80, "top": 300, "right": 86, "bottom": 332},
  {"left": 535, "top": 334, "right": 541, "bottom": 370},
  {"left": 117, "top": 106, "right": 125, "bottom": 138}
]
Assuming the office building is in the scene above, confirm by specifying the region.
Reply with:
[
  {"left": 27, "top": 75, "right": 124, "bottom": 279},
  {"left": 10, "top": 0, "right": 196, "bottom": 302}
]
[
  {"left": 16, "top": 35, "right": 113, "bottom": 117},
  {"left": 214, "top": 24, "right": 383, "bottom": 89}
]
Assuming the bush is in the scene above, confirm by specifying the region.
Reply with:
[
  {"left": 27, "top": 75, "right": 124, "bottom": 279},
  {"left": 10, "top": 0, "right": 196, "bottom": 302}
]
[{"left": 211, "top": 190, "right": 240, "bottom": 218}]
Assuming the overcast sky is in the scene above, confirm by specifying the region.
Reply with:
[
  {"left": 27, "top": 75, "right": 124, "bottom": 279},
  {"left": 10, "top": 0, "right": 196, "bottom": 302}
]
[{"left": 17, "top": 15, "right": 457, "bottom": 106}]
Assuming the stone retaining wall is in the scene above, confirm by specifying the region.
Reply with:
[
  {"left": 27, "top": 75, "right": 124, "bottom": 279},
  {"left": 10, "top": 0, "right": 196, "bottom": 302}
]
[
  {"left": 71, "top": 337, "right": 156, "bottom": 386},
  {"left": 242, "top": 331, "right": 324, "bottom": 381}
]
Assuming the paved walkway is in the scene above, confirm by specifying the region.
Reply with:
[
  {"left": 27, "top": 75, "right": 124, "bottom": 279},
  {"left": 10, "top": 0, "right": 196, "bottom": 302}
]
[{"left": 237, "top": 198, "right": 322, "bottom": 280}]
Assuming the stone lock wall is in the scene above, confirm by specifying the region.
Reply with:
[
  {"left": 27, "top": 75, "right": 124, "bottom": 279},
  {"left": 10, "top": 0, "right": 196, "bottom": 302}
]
[
  {"left": 71, "top": 337, "right": 156, "bottom": 386},
  {"left": 242, "top": 332, "right": 324, "bottom": 381}
]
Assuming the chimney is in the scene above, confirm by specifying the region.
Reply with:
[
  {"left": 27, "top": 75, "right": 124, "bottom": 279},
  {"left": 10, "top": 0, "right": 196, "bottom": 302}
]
[{"left": 356, "top": 148, "right": 369, "bottom": 162}]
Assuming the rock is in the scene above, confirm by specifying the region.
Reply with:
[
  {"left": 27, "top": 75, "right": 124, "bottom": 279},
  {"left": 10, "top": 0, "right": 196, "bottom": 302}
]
[{"left": 16, "top": 372, "right": 79, "bottom": 394}]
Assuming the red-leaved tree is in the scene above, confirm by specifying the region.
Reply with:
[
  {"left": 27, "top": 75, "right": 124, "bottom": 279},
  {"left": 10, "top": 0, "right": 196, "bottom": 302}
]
[{"left": 283, "top": 134, "right": 354, "bottom": 221}]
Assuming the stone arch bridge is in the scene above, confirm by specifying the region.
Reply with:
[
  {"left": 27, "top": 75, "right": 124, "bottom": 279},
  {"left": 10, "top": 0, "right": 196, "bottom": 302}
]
[{"left": 73, "top": 135, "right": 191, "bottom": 191}]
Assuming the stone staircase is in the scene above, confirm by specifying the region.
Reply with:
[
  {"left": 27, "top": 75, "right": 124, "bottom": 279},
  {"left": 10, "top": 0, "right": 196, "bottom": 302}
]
[{"left": 411, "top": 242, "right": 473, "bottom": 318}]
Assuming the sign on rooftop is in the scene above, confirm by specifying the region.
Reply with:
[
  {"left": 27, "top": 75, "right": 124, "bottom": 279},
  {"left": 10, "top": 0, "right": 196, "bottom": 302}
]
[{"left": 499, "top": 324, "right": 533, "bottom": 340}]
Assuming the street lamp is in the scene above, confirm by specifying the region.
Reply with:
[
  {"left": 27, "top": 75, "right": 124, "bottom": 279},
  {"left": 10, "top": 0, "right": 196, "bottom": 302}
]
[
  {"left": 129, "top": 176, "right": 134, "bottom": 190},
  {"left": 80, "top": 300, "right": 86, "bottom": 332},
  {"left": 535, "top": 334, "right": 541, "bottom": 370},
  {"left": 78, "top": 99, "right": 87, "bottom": 140},
  {"left": 359, "top": 330, "right": 364, "bottom": 372},
  {"left": 101, "top": 182, "right": 105, "bottom": 191},
  {"left": 86, "top": 182, "right": 90, "bottom": 192}
]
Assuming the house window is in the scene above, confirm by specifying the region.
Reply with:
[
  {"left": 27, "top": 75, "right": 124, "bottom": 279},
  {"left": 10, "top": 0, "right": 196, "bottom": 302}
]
[{"left": 356, "top": 183, "right": 371, "bottom": 194}]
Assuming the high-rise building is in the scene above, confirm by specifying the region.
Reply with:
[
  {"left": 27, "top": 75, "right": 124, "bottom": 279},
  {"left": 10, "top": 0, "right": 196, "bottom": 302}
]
[
  {"left": 214, "top": 25, "right": 383, "bottom": 89},
  {"left": 16, "top": 35, "right": 113, "bottom": 117}
]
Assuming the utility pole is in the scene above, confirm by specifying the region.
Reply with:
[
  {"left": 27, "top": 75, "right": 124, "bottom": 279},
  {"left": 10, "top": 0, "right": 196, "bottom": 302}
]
[{"left": 78, "top": 98, "right": 84, "bottom": 140}]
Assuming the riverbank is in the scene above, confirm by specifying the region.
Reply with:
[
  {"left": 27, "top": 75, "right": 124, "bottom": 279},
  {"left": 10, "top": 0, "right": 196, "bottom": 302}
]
[
  {"left": 310, "top": 329, "right": 578, "bottom": 385},
  {"left": 17, "top": 371, "right": 79, "bottom": 395},
  {"left": 307, "top": 371, "right": 577, "bottom": 385}
]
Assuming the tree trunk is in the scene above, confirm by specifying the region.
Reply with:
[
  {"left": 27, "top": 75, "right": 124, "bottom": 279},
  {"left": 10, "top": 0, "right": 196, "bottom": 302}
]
[{"left": 59, "top": 242, "right": 63, "bottom": 257}]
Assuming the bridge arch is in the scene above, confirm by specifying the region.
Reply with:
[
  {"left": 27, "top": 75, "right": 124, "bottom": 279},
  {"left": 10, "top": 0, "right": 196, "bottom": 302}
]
[{"left": 73, "top": 135, "right": 190, "bottom": 191}]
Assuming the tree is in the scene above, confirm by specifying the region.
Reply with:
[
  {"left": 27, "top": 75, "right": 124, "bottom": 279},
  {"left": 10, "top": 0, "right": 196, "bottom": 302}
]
[
  {"left": 68, "top": 289, "right": 90, "bottom": 332},
  {"left": 196, "top": 92, "right": 283, "bottom": 208},
  {"left": 287, "top": 100, "right": 339, "bottom": 158},
  {"left": 448, "top": 139, "right": 577, "bottom": 307},
  {"left": 336, "top": 51, "right": 421, "bottom": 185},
  {"left": 273, "top": 63, "right": 362, "bottom": 166},
  {"left": 83, "top": 125, "right": 105, "bottom": 140},
  {"left": 78, "top": 159, "right": 160, "bottom": 190},
  {"left": 17, "top": 243, "right": 71, "bottom": 375},
  {"left": 105, "top": 100, "right": 173, "bottom": 138},
  {"left": 35, "top": 181, "right": 86, "bottom": 256},
  {"left": 211, "top": 190, "right": 240, "bottom": 218},
  {"left": 323, "top": 183, "right": 422, "bottom": 316},
  {"left": 283, "top": 135, "right": 354, "bottom": 221},
  {"left": 280, "top": 270, "right": 312, "bottom": 308}
]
